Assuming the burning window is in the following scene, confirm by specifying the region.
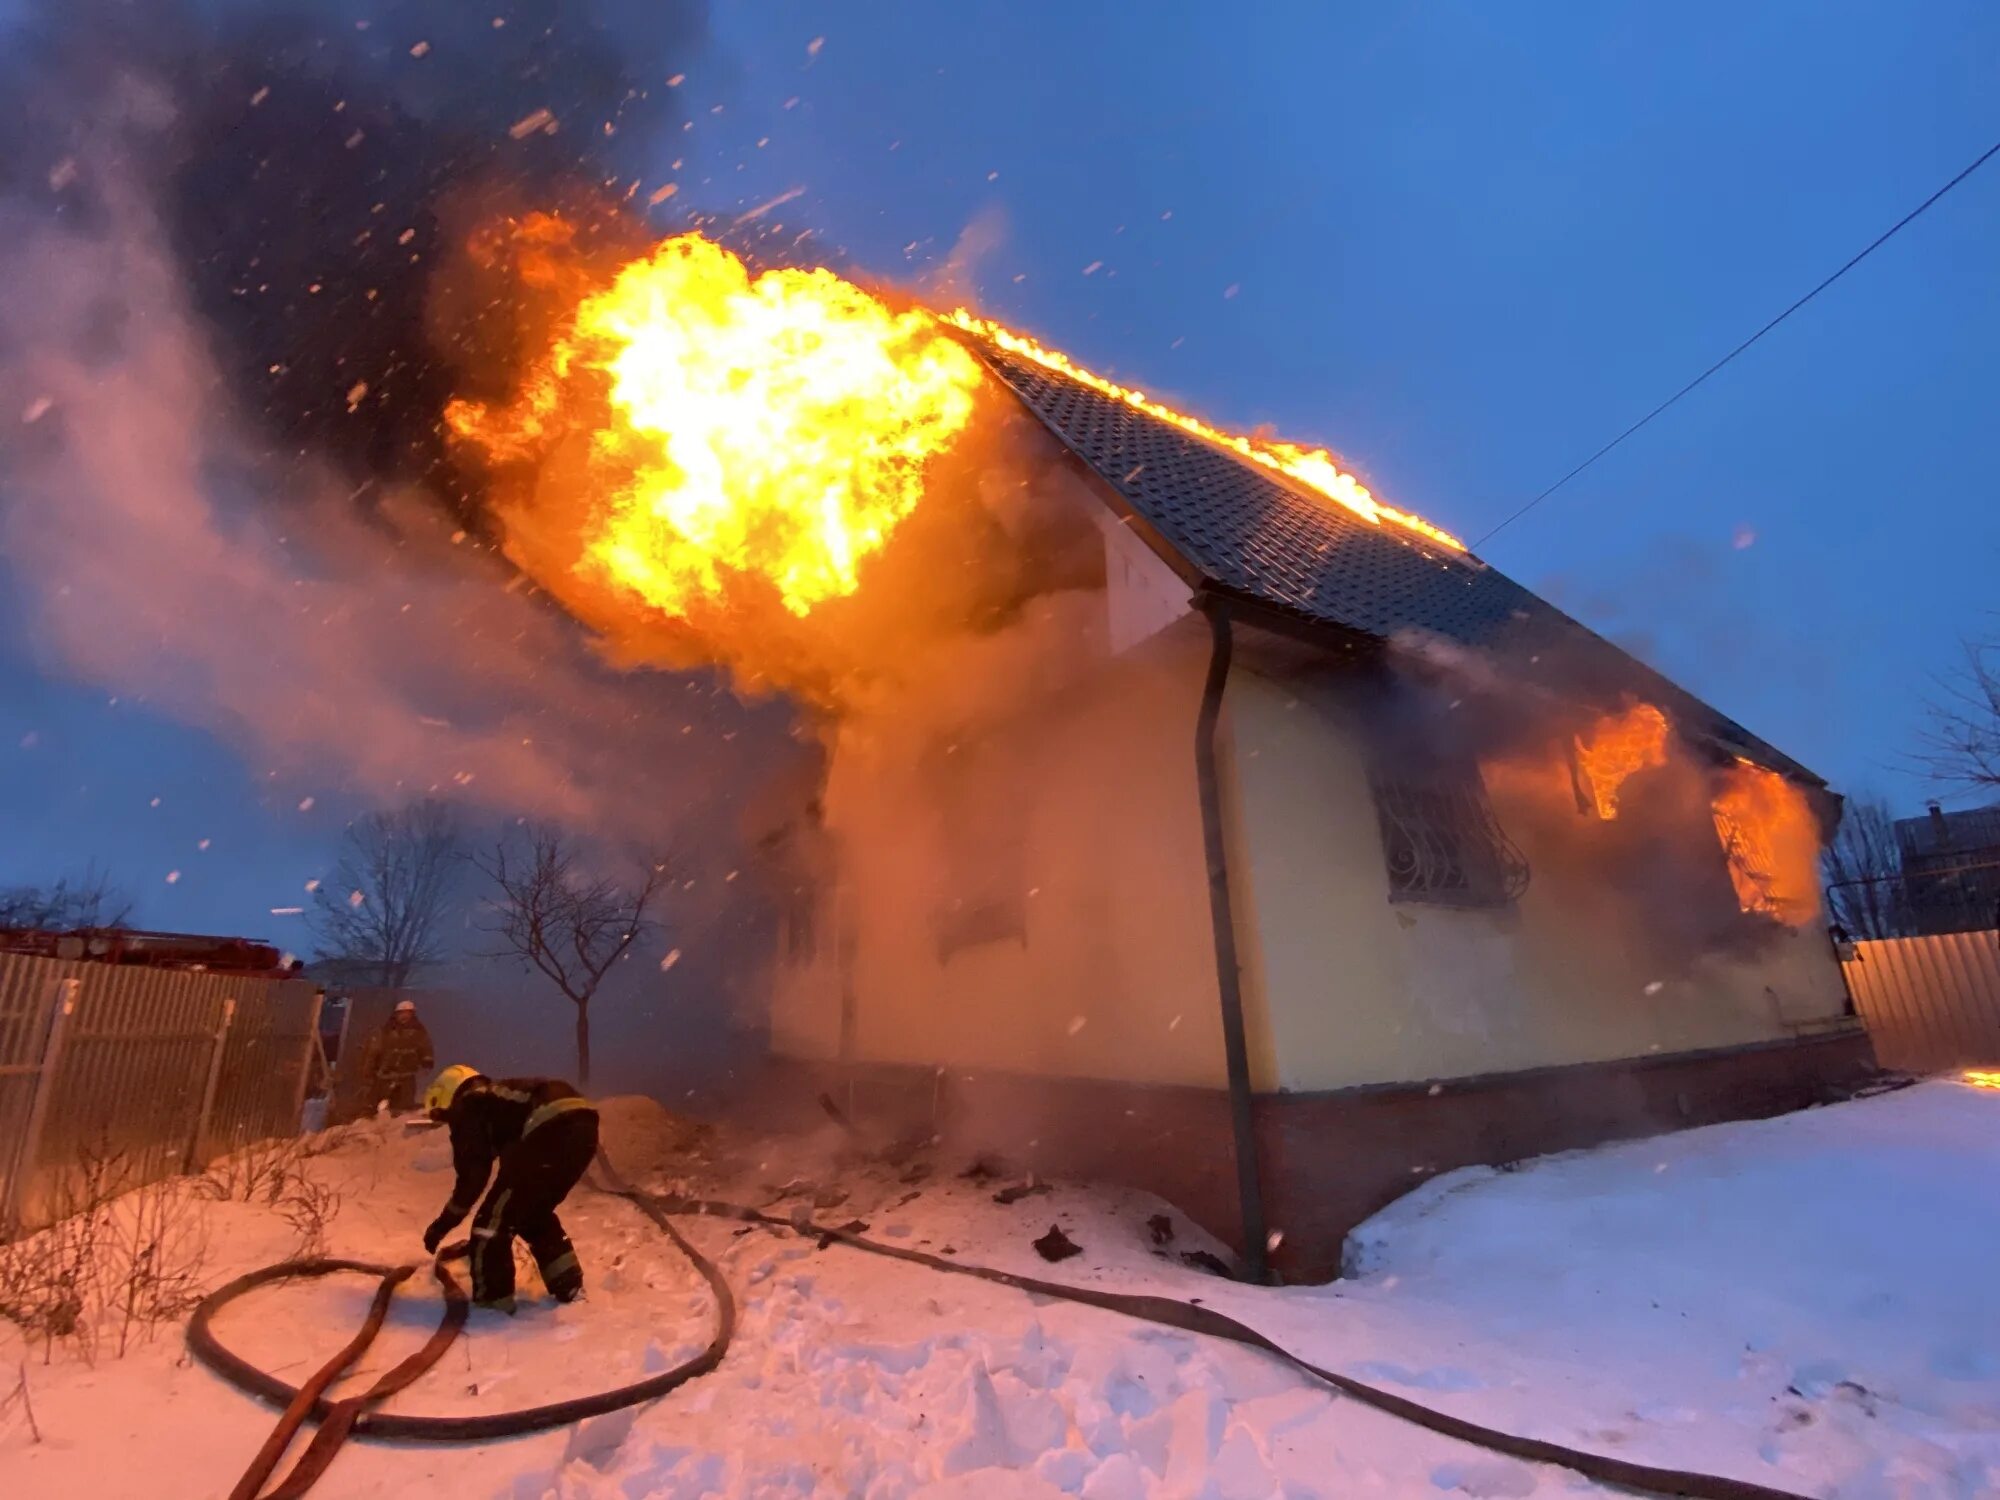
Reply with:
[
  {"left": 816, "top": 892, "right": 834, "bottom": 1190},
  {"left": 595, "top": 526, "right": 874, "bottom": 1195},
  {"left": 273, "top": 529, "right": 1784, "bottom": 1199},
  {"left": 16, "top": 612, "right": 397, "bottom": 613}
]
[
  {"left": 1368, "top": 760, "right": 1529, "bottom": 908},
  {"left": 1572, "top": 703, "right": 1670, "bottom": 819},
  {"left": 1710, "top": 762, "right": 1820, "bottom": 927}
]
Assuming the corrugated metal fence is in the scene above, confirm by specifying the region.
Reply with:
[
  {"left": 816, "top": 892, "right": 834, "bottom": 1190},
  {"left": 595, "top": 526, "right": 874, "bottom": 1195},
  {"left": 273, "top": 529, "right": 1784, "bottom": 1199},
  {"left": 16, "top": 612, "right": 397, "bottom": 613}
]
[
  {"left": 0, "top": 951, "right": 320, "bottom": 1230},
  {"left": 1840, "top": 930, "right": 2000, "bottom": 1073}
]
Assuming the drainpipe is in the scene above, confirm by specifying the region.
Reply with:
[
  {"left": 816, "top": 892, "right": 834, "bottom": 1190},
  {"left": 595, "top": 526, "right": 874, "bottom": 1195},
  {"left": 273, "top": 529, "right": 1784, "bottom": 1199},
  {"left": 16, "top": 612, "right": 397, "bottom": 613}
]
[{"left": 1193, "top": 598, "right": 1271, "bottom": 1283}]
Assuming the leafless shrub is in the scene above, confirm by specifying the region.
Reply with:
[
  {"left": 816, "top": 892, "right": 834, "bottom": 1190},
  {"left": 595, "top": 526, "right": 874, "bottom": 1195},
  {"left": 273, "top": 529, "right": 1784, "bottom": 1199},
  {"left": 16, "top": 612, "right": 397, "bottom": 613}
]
[
  {"left": 96, "top": 1177, "right": 210, "bottom": 1359},
  {"left": 0, "top": 1142, "right": 122, "bottom": 1362},
  {"left": 0, "top": 1141, "right": 209, "bottom": 1364},
  {"left": 0, "top": 1363, "right": 42, "bottom": 1444},
  {"left": 276, "top": 1175, "right": 342, "bottom": 1261},
  {"left": 200, "top": 1131, "right": 343, "bottom": 1258},
  {"left": 198, "top": 1133, "right": 311, "bottom": 1206}
]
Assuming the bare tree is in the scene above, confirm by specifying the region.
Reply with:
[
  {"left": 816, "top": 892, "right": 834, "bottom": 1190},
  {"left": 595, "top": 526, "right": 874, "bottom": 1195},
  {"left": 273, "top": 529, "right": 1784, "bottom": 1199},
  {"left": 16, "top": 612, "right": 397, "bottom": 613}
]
[
  {"left": 473, "top": 826, "right": 667, "bottom": 1086},
  {"left": 0, "top": 865, "right": 132, "bottom": 932},
  {"left": 1820, "top": 795, "right": 1908, "bottom": 940},
  {"left": 307, "top": 801, "right": 463, "bottom": 989},
  {"left": 1921, "top": 637, "right": 2000, "bottom": 793}
]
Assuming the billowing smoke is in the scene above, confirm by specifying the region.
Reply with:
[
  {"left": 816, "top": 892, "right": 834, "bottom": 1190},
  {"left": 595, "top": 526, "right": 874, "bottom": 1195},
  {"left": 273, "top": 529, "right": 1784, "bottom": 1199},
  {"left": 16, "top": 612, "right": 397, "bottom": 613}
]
[
  {"left": 162, "top": 0, "right": 704, "bottom": 512},
  {"left": 0, "top": 0, "right": 822, "bottom": 872},
  {"left": 1383, "top": 628, "right": 1824, "bottom": 969}
]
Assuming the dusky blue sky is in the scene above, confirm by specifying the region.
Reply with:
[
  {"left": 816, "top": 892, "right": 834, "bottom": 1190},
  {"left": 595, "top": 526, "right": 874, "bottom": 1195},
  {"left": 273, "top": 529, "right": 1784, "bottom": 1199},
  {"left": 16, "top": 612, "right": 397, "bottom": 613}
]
[{"left": 3, "top": 1, "right": 1996, "bottom": 936}]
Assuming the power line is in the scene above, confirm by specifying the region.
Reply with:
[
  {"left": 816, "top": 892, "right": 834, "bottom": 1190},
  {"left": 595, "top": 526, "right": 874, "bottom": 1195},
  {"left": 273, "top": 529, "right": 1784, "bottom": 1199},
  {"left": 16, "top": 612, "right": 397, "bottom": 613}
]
[{"left": 1474, "top": 136, "right": 2000, "bottom": 550}]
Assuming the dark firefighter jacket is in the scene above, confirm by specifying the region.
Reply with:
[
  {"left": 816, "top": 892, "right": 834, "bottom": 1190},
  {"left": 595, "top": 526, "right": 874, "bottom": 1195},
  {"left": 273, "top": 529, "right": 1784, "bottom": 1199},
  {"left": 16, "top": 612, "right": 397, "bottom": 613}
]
[
  {"left": 361, "top": 1015, "right": 434, "bottom": 1086},
  {"left": 433, "top": 1076, "right": 594, "bottom": 1233}
]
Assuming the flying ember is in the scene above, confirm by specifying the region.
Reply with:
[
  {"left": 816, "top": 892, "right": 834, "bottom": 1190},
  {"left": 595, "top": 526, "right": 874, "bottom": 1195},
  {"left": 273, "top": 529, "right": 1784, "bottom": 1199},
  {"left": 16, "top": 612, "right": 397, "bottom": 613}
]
[
  {"left": 449, "top": 230, "right": 982, "bottom": 619},
  {"left": 942, "top": 311, "right": 1466, "bottom": 552}
]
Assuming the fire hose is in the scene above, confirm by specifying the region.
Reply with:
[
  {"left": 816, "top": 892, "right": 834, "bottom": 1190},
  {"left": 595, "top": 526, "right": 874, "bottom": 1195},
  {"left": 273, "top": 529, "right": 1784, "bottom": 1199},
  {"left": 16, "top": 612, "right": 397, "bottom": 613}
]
[{"left": 189, "top": 1157, "right": 1822, "bottom": 1500}]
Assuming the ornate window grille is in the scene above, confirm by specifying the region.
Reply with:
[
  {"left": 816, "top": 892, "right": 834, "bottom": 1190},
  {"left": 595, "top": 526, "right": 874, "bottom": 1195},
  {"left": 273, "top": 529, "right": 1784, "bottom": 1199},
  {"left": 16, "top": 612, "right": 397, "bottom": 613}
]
[{"left": 1368, "top": 762, "right": 1530, "bottom": 908}]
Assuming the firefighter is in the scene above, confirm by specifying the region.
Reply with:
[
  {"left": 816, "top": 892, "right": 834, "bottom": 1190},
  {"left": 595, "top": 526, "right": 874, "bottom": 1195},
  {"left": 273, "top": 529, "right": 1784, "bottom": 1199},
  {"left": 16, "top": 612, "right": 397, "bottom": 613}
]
[
  {"left": 359, "top": 999, "right": 434, "bottom": 1115},
  {"left": 420, "top": 1065, "right": 599, "bottom": 1312}
]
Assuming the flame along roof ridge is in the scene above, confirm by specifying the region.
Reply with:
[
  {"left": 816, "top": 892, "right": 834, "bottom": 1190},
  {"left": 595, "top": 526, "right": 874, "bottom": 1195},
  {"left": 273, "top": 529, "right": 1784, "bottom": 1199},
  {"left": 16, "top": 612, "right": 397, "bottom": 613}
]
[{"left": 950, "top": 320, "right": 1821, "bottom": 789}]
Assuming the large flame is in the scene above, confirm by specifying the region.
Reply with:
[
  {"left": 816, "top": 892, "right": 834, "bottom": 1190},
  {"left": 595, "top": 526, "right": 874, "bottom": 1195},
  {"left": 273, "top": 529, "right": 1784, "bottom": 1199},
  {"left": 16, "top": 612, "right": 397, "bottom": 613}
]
[
  {"left": 1710, "top": 761, "right": 1819, "bottom": 926},
  {"left": 449, "top": 224, "right": 1464, "bottom": 653},
  {"left": 943, "top": 311, "right": 1464, "bottom": 552},
  {"left": 1574, "top": 702, "right": 1671, "bottom": 819},
  {"left": 449, "top": 229, "right": 983, "bottom": 619}
]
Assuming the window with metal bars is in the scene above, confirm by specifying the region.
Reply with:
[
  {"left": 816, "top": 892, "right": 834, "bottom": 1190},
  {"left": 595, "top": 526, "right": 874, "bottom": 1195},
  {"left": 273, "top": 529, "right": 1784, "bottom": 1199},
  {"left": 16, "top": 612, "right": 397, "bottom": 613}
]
[{"left": 1368, "top": 760, "right": 1530, "bottom": 908}]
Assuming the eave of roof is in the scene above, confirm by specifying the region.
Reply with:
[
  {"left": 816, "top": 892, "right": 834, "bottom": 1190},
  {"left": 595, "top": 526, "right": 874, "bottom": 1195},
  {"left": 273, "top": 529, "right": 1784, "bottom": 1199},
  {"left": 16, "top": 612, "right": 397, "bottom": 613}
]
[{"left": 965, "top": 335, "right": 1822, "bottom": 788}]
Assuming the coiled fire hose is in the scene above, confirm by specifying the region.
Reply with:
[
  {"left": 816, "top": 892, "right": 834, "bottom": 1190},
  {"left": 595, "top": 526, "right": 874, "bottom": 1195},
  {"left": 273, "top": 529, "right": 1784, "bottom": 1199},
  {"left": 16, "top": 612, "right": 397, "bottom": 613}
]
[
  {"left": 189, "top": 1172, "right": 734, "bottom": 1500},
  {"left": 189, "top": 1156, "right": 1820, "bottom": 1500}
]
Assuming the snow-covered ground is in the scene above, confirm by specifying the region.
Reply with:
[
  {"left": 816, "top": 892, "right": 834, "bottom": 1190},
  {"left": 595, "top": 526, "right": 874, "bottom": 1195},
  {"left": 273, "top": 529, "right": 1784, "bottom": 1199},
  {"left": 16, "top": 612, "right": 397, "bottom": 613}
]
[{"left": 2, "top": 1079, "right": 1996, "bottom": 1499}]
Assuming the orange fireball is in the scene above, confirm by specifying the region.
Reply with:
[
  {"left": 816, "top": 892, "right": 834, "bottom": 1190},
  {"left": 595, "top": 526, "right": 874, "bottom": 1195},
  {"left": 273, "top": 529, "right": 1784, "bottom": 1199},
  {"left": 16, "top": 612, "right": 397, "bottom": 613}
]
[{"left": 450, "top": 231, "right": 982, "bottom": 619}]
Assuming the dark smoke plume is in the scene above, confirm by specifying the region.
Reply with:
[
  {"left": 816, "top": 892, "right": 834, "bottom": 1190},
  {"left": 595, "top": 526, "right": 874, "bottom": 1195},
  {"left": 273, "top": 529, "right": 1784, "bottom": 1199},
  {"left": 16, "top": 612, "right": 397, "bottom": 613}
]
[
  {"left": 86, "top": 0, "right": 710, "bottom": 520},
  {"left": 0, "top": 0, "right": 820, "bottom": 863}
]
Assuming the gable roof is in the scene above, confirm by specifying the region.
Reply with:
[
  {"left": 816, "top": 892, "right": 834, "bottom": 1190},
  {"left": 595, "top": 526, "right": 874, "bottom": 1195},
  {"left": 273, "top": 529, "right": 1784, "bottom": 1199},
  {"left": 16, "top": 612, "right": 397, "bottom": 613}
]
[{"left": 967, "top": 337, "right": 1820, "bottom": 787}]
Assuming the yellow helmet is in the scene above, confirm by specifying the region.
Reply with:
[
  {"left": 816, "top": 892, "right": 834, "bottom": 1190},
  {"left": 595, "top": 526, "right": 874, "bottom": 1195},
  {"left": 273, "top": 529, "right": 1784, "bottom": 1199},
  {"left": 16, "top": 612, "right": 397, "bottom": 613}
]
[{"left": 423, "top": 1064, "right": 481, "bottom": 1116}]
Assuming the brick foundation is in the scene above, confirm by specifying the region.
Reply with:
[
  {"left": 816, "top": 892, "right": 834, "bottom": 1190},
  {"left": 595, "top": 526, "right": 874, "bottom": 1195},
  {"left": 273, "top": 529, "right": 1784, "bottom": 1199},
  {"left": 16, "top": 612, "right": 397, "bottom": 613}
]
[{"left": 758, "top": 1027, "right": 1877, "bottom": 1281}]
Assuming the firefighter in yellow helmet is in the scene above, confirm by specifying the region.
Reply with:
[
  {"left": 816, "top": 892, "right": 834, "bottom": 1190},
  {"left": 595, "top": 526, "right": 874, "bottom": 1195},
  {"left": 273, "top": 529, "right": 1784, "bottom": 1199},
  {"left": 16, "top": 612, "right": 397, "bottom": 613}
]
[{"left": 421, "top": 1065, "right": 599, "bottom": 1312}]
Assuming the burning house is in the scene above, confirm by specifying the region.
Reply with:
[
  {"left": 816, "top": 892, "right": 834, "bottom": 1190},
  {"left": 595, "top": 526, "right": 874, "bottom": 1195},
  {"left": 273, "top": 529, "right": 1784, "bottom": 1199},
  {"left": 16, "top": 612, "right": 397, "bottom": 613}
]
[
  {"left": 737, "top": 319, "right": 1872, "bottom": 1282},
  {"left": 420, "top": 220, "right": 1869, "bottom": 1280}
]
